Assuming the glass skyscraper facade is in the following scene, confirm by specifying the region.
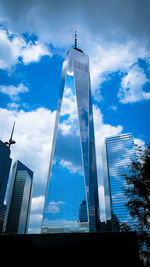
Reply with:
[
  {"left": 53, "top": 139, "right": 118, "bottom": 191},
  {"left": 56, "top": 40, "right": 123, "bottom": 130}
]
[
  {"left": 0, "top": 140, "right": 12, "bottom": 231},
  {"left": 103, "top": 133, "right": 136, "bottom": 231},
  {"left": 5, "top": 160, "right": 33, "bottom": 234},
  {"left": 41, "top": 46, "right": 100, "bottom": 233}
]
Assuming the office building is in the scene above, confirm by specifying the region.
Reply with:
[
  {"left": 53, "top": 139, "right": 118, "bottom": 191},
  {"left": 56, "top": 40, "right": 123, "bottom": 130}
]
[
  {"left": 5, "top": 160, "right": 33, "bottom": 234},
  {"left": 41, "top": 34, "right": 100, "bottom": 233},
  {"left": 0, "top": 140, "right": 12, "bottom": 203},
  {"left": 0, "top": 140, "right": 12, "bottom": 231},
  {"left": 102, "top": 133, "right": 136, "bottom": 231}
]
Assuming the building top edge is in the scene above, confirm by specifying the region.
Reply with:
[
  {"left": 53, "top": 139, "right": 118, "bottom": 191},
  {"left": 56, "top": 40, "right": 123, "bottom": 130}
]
[
  {"left": 66, "top": 47, "right": 85, "bottom": 56},
  {"left": 14, "top": 160, "right": 34, "bottom": 179},
  {"left": 105, "top": 133, "right": 133, "bottom": 141},
  {"left": 0, "top": 140, "right": 10, "bottom": 151}
]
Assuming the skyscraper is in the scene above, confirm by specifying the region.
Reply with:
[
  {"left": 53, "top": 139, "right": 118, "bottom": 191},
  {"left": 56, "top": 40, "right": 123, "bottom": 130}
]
[
  {"left": 41, "top": 35, "right": 100, "bottom": 233},
  {"left": 5, "top": 160, "right": 33, "bottom": 234},
  {"left": 102, "top": 133, "right": 136, "bottom": 231},
  {"left": 0, "top": 140, "right": 12, "bottom": 231}
]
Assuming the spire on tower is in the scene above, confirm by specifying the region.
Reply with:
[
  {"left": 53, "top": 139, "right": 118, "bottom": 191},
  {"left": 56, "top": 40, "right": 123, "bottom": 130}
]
[
  {"left": 4, "top": 121, "right": 16, "bottom": 148},
  {"left": 75, "top": 30, "right": 77, "bottom": 49},
  {"left": 73, "top": 31, "right": 84, "bottom": 53}
]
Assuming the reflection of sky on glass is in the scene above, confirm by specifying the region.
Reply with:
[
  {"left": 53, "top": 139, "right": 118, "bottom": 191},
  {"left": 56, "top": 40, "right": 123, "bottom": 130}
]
[
  {"left": 42, "top": 48, "right": 99, "bottom": 233},
  {"left": 43, "top": 71, "right": 88, "bottom": 225},
  {"left": 104, "top": 134, "right": 137, "bottom": 228}
]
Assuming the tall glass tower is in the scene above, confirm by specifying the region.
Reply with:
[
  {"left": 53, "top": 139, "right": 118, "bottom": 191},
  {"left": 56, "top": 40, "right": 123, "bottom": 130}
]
[
  {"left": 41, "top": 37, "right": 100, "bottom": 233},
  {"left": 102, "top": 133, "right": 136, "bottom": 231}
]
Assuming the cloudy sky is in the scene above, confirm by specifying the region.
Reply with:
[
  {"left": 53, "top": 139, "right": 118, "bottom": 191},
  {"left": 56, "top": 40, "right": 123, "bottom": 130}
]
[{"left": 0, "top": 0, "right": 150, "bottom": 233}]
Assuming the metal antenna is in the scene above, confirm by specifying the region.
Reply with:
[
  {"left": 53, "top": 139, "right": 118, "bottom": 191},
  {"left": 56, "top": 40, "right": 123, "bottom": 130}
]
[
  {"left": 4, "top": 121, "right": 16, "bottom": 148},
  {"left": 75, "top": 30, "right": 77, "bottom": 49}
]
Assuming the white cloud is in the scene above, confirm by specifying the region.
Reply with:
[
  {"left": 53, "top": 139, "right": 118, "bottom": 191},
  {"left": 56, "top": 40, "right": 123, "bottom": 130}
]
[
  {"left": 61, "top": 87, "right": 76, "bottom": 116},
  {"left": 31, "top": 195, "right": 45, "bottom": 212},
  {"left": 59, "top": 122, "right": 72, "bottom": 136},
  {"left": 0, "top": 28, "right": 51, "bottom": 69},
  {"left": 7, "top": 102, "right": 20, "bottom": 110},
  {"left": 0, "top": 107, "right": 56, "bottom": 186},
  {"left": 93, "top": 105, "right": 123, "bottom": 170},
  {"left": 58, "top": 86, "right": 79, "bottom": 136},
  {"left": 88, "top": 40, "right": 149, "bottom": 97},
  {"left": 118, "top": 65, "right": 150, "bottom": 103},
  {"left": 47, "top": 201, "right": 65, "bottom": 214},
  {"left": 0, "top": 83, "right": 29, "bottom": 101},
  {"left": 21, "top": 40, "right": 52, "bottom": 64},
  {"left": 86, "top": 39, "right": 150, "bottom": 104},
  {"left": 0, "top": 29, "right": 19, "bottom": 69},
  {"left": 60, "top": 159, "right": 82, "bottom": 175}
]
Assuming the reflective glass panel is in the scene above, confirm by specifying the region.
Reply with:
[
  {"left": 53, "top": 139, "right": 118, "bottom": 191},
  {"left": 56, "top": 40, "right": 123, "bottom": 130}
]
[
  {"left": 42, "top": 48, "right": 100, "bottom": 233},
  {"left": 103, "top": 134, "right": 137, "bottom": 231}
]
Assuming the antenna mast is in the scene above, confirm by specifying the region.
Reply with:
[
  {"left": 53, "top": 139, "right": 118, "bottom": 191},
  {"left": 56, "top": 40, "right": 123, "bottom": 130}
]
[
  {"left": 4, "top": 121, "right": 16, "bottom": 148},
  {"left": 75, "top": 30, "right": 77, "bottom": 49}
]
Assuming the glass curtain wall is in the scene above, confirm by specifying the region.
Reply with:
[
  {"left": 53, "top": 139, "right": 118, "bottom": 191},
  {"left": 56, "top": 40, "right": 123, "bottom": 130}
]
[
  {"left": 103, "top": 133, "right": 136, "bottom": 231},
  {"left": 42, "top": 48, "right": 99, "bottom": 233}
]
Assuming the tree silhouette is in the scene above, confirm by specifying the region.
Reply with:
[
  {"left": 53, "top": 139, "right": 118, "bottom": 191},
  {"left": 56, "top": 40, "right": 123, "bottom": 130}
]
[{"left": 123, "top": 143, "right": 150, "bottom": 265}]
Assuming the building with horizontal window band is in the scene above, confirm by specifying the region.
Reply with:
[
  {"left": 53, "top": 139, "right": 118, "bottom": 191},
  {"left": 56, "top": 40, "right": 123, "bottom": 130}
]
[{"left": 102, "top": 133, "right": 137, "bottom": 231}]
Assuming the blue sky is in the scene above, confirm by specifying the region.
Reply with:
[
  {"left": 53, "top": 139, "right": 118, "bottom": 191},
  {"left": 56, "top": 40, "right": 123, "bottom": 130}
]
[{"left": 0, "top": 0, "right": 150, "bottom": 232}]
